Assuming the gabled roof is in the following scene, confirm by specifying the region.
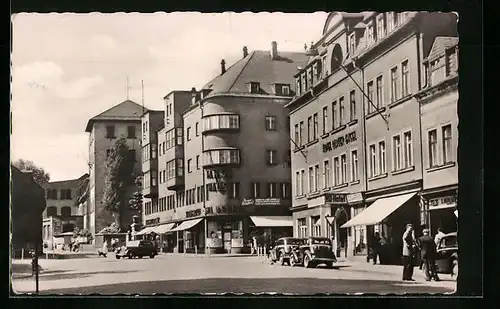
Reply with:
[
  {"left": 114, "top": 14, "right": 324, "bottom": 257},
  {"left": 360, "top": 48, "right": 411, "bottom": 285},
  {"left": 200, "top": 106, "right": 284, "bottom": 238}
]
[
  {"left": 85, "top": 100, "right": 148, "bottom": 132},
  {"left": 426, "top": 36, "right": 459, "bottom": 62},
  {"left": 202, "top": 50, "right": 308, "bottom": 95}
]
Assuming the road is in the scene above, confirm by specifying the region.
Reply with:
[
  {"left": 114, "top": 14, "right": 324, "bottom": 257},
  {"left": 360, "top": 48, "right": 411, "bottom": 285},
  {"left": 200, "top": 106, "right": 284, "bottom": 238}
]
[{"left": 11, "top": 254, "right": 456, "bottom": 295}]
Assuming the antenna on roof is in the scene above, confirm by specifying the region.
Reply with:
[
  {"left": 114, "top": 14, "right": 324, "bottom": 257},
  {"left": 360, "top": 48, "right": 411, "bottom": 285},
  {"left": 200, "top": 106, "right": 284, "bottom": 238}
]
[
  {"left": 126, "top": 76, "right": 131, "bottom": 100},
  {"left": 141, "top": 80, "right": 145, "bottom": 115}
]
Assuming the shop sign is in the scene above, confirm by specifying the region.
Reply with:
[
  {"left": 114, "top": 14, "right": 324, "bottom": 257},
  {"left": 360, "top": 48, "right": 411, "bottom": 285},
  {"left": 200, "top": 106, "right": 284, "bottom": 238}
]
[
  {"left": 322, "top": 131, "right": 357, "bottom": 153},
  {"left": 325, "top": 193, "right": 347, "bottom": 204},
  {"left": 347, "top": 192, "right": 364, "bottom": 204},
  {"left": 186, "top": 209, "right": 202, "bottom": 218},
  {"left": 145, "top": 217, "right": 160, "bottom": 225},
  {"left": 428, "top": 195, "right": 457, "bottom": 208},
  {"left": 241, "top": 198, "right": 281, "bottom": 206}
]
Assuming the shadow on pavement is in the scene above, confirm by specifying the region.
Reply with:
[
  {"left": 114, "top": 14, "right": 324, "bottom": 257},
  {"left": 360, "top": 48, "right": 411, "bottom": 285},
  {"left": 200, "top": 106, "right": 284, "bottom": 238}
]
[
  {"left": 35, "top": 277, "right": 456, "bottom": 295},
  {"left": 13, "top": 270, "right": 140, "bottom": 282}
]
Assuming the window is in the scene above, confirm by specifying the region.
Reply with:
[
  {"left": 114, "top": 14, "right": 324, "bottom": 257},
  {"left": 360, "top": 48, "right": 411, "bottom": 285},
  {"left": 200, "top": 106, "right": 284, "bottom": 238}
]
[
  {"left": 46, "top": 189, "right": 58, "bottom": 200},
  {"left": 403, "top": 131, "right": 413, "bottom": 168},
  {"left": 340, "top": 154, "right": 347, "bottom": 184},
  {"left": 367, "top": 81, "right": 374, "bottom": 114},
  {"left": 390, "top": 66, "right": 399, "bottom": 102},
  {"left": 60, "top": 189, "right": 72, "bottom": 200},
  {"left": 267, "top": 182, "right": 278, "bottom": 198},
  {"left": 187, "top": 159, "right": 192, "bottom": 173},
  {"left": 307, "top": 68, "right": 314, "bottom": 88},
  {"left": 442, "top": 125, "right": 453, "bottom": 164},
  {"left": 367, "top": 24, "right": 374, "bottom": 46},
  {"left": 195, "top": 122, "right": 199, "bottom": 136},
  {"left": 300, "top": 170, "right": 305, "bottom": 195},
  {"left": 349, "top": 32, "right": 356, "bottom": 54},
  {"left": 143, "top": 172, "right": 151, "bottom": 188},
  {"left": 312, "top": 216, "right": 321, "bottom": 237},
  {"left": 294, "top": 124, "right": 300, "bottom": 146},
  {"left": 265, "top": 116, "right": 277, "bottom": 131},
  {"left": 332, "top": 100, "right": 338, "bottom": 129},
  {"left": 349, "top": 90, "right": 356, "bottom": 121},
  {"left": 142, "top": 145, "right": 150, "bottom": 162},
  {"left": 203, "top": 149, "right": 240, "bottom": 165},
  {"left": 128, "top": 149, "right": 136, "bottom": 162},
  {"left": 351, "top": 150, "right": 359, "bottom": 182},
  {"left": 322, "top": 106, "right": 328, "bottom": 134},
  {"left": 105, "top": 125, "right": 115, "bottom": 138},
  {"left": 186, "top": 127, "right": 191, "bottom": 141},
  {"left": 176, "top": 128, "right": 183, "bottom": 145},
  {"left": 298, "top": 218, "right": 308, "bottom": 238},
  {"left": 307, "top": 116, "right": 312, "bottom": 142},
  {"left": 313, "top": 113, "right": 318, "bottom": 139},
  {"left": 295, "top": 171, "right": 301, "bottom": 196},
  {"left": 333, "top": 157, "right": 340, "bottom": 186},
  {"left": 428, "top": 129, "right": 438, "bottom": 167},
  {"left": 249, "top": 82, "right": 260, "bottom": 93},
  {"left": 339, "top": 97, "right": 345, "bottom": 126},
  {"left": 314, "top": 62, "right": 322, "bottom": 79},
  {"left": 314, "top": 164, "right": 320, "bottom": 192},
  {"left": 203, "top": 115, "right": 240, "bottom": 131},
  {"left": 376, "top": 75, "right": 383, "bottom": 108},
  {"left": 379, "top": 141, "right": 386, "bottom": 174},
  {"left": 446, "top": 48, "right": 459, "bottom": 76},
  {"left": 392, "top": 135, "right": 402, "bottom": 171},
  {"left": 166, "top": 160, "right": 175, "bottom": 179},
  {"left": 299, "top": 121, "right": 304, "bottom": 146},
  {"left": 323, "top": 160, "right": 330, "bottom": 189},
  {"left": 281, "top": 183, "right": 290, "bottom": 199},
  {"left": 196, "top": 155, "right": 200, "bottom": 170},
  {"left": 251, "top": 182, "right": 261, "bottom": 198},
  {"left": 151, "top": 142, "right": 157, "bottom": 159},
  {"left": 376, "top": 14, "right": 386, "bottom": 39},
  {"left": 266, "top": 150, "right": 278, "bottom": 165},
  {"left": 46, "top": 206, "right": 57, "bottom": 217},
  {"left": 295, "top": 77, "right": 302, "bottom": 95},
  {"left": 301, "top": 73, "right": 307, "bottom": 93},
  {"left": 61, "top": 207, "right": 71, "bottom": 217},
  {"left": 162, "top": 142, "right": 166, "bottom": 154},
  {"left": 308, "top": 167, "right": 314, "bottom": 193},
  {"left": 387, "top": 12, "right": 395, "bottom": 33},
  {"left": 369, "top": 144, "right": 377, "bottom": 177},
  {"left": 106, "top": 149, "right": 111, "bottom": 158},
  {"left": 151, "top": 171, "right": 157, "bottom": 186},
  {"left": 401, "top": 60, "right": 410, "bottom": 97},
  {"left": 282, "top": 85, "right": 290, "bottom": 96},
  {"left": 228, "top": 183, "right": 240, "bottom": 199},
  {"left": 127, "top": 126, "right": 136, "bottom": 138}
]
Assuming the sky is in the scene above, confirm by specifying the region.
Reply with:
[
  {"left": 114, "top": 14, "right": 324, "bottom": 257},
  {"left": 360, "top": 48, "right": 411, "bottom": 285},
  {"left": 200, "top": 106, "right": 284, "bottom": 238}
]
[{"left": 11, "top": 12, "right": 328, "bottom": 181}]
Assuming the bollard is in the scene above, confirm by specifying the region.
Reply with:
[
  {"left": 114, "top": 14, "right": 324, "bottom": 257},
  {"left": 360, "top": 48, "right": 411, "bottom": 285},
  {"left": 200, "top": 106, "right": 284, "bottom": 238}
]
[
  {"left": 264, "top": 246, "right": 267, "bottom": 262},
  {"left": 21, "top": 248, "right": 24, "bottom": 260},
  {"left": 195, "top": 246, "right": 198, "bottom": 255}
]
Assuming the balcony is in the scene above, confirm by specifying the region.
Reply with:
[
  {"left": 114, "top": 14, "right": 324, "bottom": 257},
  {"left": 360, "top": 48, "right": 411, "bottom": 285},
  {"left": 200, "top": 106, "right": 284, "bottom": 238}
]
[
  {"left": 202, "top": 114, "right": 240, "bottom": 135},
  {"left": 202, "top": 148, "right": 241, "bottom": 168},
  {"left": 166, "top": 176, "right": 185, "bottom": 191},
  {"left": 142, "top": 185, "right": 158, "bottom": 198}
]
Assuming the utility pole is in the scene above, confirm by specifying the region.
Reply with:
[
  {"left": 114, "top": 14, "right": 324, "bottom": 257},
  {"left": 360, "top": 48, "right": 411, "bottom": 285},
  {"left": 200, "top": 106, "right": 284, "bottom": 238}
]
[
  {"left": 141, "top": 80, "right": 145, "bottom": 115},
  {"left": 126, "top": 76, "right": 131, "bottom": 100}
]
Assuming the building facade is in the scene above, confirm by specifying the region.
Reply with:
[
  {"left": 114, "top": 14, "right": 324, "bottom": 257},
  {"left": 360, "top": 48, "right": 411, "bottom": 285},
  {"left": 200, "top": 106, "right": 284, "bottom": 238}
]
[
  {"left": 288, "top": 12, "right": 457, "bottom": 262},
  {"left": 85, "top": 100, "right": 146, "bottom": 236},
  {"left": 416, "top": 37, "right": 459, "bottom": 235},
  {"left": 139, "top": 43, "right": 308, "bottom": 253}
]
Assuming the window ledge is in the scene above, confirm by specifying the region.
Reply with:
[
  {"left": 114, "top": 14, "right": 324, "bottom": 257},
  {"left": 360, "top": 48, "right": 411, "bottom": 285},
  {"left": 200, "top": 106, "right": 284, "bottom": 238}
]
[
  {"left": 293, "top": 146, "right": 306, "bottom": 153},
  {"left": 426, "top": 162, "right": 456, "bottom": 173},
  {"left": 320, "top": 132, "right": 330, "bottom": 139},
  {"left": 295, "top": 194, "right": 307, "bottom": 199},
  {"left": 306, "top": 139, "right": 319, "bottom": 147},
  {"left": 307, "top": 191, "right": 322, "bottom": 199},
  {"left": 322, "top": 188, "right": 331, "bottom": 193},
  {"left": 368, "top": 173, "right": 388, "bottom": 182},
  {"left": 350, "top": 180, "right": 360, "bottom": 185},
  {"left": 330, "top": 125, "right": 347, "bottom": 135},
  {"left": 391, "top": 165, "right": 415, "bottom": 176},
  {"left": 365, "top": 107, "right": 387, "bottom": 120},
  {"left": 348, "top": 119, "right": 358, "bottom": 127},
  {"left": 388, "top": 94, "right": 413, "bottom": 109},
  {"left": 331, "top": 183, "right": 348, "bottom": 190}
]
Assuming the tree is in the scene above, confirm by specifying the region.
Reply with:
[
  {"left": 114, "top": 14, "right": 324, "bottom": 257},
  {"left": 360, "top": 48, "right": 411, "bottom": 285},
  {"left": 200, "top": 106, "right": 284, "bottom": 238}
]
[
  {"left": 12, "top": 159, "right": 50, "bottom": 187},
  {"left": 102, "top": 137, "right": 135, "bottom": 227},
  {"left": 129, "top": 175, "right": 143, "bottom": 220}
]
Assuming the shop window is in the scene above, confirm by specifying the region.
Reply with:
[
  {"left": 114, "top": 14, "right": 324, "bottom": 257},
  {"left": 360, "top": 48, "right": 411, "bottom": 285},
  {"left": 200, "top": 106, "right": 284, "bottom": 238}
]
[
  {"left": 311, "top": 216, "right": 321, "bottom": 237},
  {"left": 298, "top": 218, "right": 308, "bottom": 238}
]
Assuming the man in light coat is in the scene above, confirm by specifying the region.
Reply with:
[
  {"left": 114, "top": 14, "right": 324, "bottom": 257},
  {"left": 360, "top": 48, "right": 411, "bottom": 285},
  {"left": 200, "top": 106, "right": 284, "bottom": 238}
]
[{"left": 402, "top": 223, "right": 417, "bottom": 281}]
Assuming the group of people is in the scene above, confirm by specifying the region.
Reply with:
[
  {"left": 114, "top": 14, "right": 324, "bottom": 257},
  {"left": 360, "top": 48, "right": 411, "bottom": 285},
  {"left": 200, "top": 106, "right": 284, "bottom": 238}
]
[
  {"left": 369, "top": 232, "right": 389, "bottom": 265},
  {"left": 402, "top": 223, "right": 446, "bottom": 282}
]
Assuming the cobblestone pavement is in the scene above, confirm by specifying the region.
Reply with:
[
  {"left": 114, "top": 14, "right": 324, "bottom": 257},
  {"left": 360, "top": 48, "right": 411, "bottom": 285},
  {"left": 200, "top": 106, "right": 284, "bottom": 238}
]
[{"left": 11, "top": 254, "right": 456, "bottom": 295}]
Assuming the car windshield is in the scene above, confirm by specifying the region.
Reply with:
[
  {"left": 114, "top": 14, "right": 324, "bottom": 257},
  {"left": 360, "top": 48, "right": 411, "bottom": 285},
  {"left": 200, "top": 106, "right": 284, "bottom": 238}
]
[
  {"left": 287, "top": 239, "right": 302, "bottom": 245},
  {"left": 311, "top": 238, "right": 331, "bottom": 245},
  {"left": 440, "top": 236, "right": 457, "bottom": 248}
]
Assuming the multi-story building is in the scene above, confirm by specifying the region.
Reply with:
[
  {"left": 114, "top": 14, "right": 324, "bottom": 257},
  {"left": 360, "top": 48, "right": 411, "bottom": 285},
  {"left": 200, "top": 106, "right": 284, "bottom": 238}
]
[
  {"left": 140, "top": 43, "right": 308, "bottom": 253},
  {"left": 42, "top": 173, "right": 88, "bottom": 247},
  {"left": 85, "top": 100, "right": 146, "bottom": 236},
  {"left": 416, "top": 36, "right": 459, "bottom": 235},
  {"left": 288, "top": 12, "right": 457, "bottom": 262}
]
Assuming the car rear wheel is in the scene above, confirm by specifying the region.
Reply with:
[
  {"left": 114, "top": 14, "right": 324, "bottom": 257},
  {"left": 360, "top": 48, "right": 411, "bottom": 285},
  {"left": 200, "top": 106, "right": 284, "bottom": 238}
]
[
  {"left": 279, "top": 253, "right": 286, "bottom": 266},
  {"left": 127, "top": 251, "right": 133, "bottom": 259},
  {"left": 116, "top": 255, "right": 121, "bottom": 259},
  {"left": 325, "top": 261, "right": 334, "bottom": 269},
  {"left": 304, "top": 253, "right": 313, "bottom": 268},
  {"left": 150, "top": 253, "right": 155, "bottom": 258}
]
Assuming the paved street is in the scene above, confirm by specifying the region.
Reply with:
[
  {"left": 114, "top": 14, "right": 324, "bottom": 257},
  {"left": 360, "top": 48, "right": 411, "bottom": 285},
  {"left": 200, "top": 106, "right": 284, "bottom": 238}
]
[{"left": 12, "top": 254, "right": 456, "bottom": 295}]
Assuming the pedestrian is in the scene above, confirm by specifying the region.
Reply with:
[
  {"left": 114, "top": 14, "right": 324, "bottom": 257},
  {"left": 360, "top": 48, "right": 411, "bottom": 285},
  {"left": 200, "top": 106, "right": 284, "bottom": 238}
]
[
  {"left": 252, "top": 236, "right": 257, "bottom": 255},
  {"left": 379, "top": 232, "right": 388, "bottom": 264},
  {"left": 371, "top": 232, "right": 382, "bottom": 265},
  {"left": 402, "top": 223, "right": 417, "bottom": 281},
  {"left": 102, "top": 240, "right": 109, "bottom": 257},
  {"left": 418, "top": 228, "right": 440, "bottom": 281},
  {"left": 434, "top": 228, "right": 446, "bottom": 247}
]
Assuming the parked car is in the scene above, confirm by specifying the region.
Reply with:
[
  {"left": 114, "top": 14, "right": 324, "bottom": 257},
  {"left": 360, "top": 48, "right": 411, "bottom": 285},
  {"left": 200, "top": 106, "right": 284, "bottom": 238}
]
[
  {"left": 269, "top": 237, "right": 303, "bottom": 266},
  {"left": 435, "top": 232, "right": 458, "bottom": 280},
  {"left": 115, "top": 240, "right": 157, "bottom": 259},
  {"left": 290, "top": 237, "right": 337, "bottom": 269}
]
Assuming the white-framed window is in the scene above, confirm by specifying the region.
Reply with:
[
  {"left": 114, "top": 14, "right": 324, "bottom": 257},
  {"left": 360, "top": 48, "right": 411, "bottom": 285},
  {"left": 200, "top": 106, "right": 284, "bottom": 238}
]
[
  {"left": 187, "top": 159, "right": 192, "bottom": 173},
  {"left": 265, "top": 115, "right": 277, "bottom": 131},
  {"left": 307, "top": 116, "right": 313, "bottom": 142},
  {"left": 340, "top": 154, "right": 347, "bottom": 184},
  {"left": 295, "top": 171, "right": 301, "bottom": 196},
  {"left": 369, "top": 144, "right": 377, "bottom": 177},
  {"left": 176, "top": 158, "right": 184, "bottom": 177},
  {"left": 308, "top": 166, "right": 314, "bottom": 193},
  {"left": 251, "top": 182, "right": 261, "bottom": 198},
  {"left": 300, "top": 169, "right": 305, "bottom": 195},
  {"left": 378, "top": 140, "right": 386, "bottom": 174},
  {"left": 282, "top": 85, "right": 290, "bottom": 96},
  {"left": 387, "top": 12, "right": 395, "bottom": 33},
  {"left": 186, "top": 127, "right": 191, "bottom": 141},
  {"left": 313, "top": 113, "right": 318, "bottom": 140},
  {"left": 442, "top": 124, "right": 453, "bottom": 164},
  {"left": 349, "top": 32, "right": 356, "bottom": 54},
  {"left": 311, "top": 216, "right": 321, "bottom": 237},
  {"left": 392, "top": 134, "right": 402, "bottom": 171},
  {"left": 314, "top": 164, "right": 320, "bottom": 192},
  {"left": 203, "top": 149, "right": 240, "bottom": 165},
  {"left": 308, "top": 68, "right": 314, "bottom": 88},
  {"left": 266, "top": 150, "right": 278, "bottom": 165},
  {"left": 403, "top": 130, "right": 413, "bottom": 168},
  {"left": 333, "top": 157, "right": 340, "bottom": 186},
  {"left": 195, "top": 122, "right": 199, "bottom": 136},
  {"left": 367, "top": 81, "right": 374, "bottom": 114},
  {"left": 322, "top": 106, "right": 328, "bottom": 134},
  {"left": 376, "top": 14, "right": 386, "bottom": 39},
  {"left": 349, "top": 90, "right": 356, "bottom": 121},
  {"left": 298, "top": 218, "right": 308, "bottom": 238},
  {"left": 367, "top": 23, "right": 374, "bottom": 46},
  {"left": 196, "top": 155, "right": 200, "bottom": 170},
  {"left": 203, "top": 114, "right": 240, "bottom": 131},
  {"left": 176, "top": 128, "right": 183, "bottom": 145},
  {"left": 301, "top": 73, "right": 307, "bottom": 92},
  {"left": 299, "top": 121, "right": 304, "bottom": 146},
  {"left": 295, "top": 77, "right": 301, "bottom": 95},
  {"left": 323, "top": 159, "right": 330, "bottom": 189},
  {"left": 294, "top": 124, "right": 300, "bottom": 146},
  {"left": 391, "top": 66, "right": 399, "bottom": 102},
  {"left": 152, "top": 171, "right": 157, "bottom": 186},
  {"left": 322, "top": 55, "right": 328, "bottom": 77},
  {"left": 332, "top": 100, "right": 338, "bottom": 129},
  {"left": 267, "top": 182, "right": 278, "bottom": 198},
  {"left": 401, "top": 60, "right": 410, "bottom": 97},
  {"left": 428, "top": 129, "right": 438, "bottom": 167},
  {"left": 339, "top": 96, "right": 345, "bottom": 126},
  {"left": 351, "top": 149, "right": 359, "bottom": 182},
  {"left": 376, "top": 75, "right": 384, "bottom": 108}
]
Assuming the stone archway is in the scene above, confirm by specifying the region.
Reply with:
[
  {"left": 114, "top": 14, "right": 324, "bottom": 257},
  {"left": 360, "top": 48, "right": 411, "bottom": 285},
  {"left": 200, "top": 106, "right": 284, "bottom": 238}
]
[{"left": 334, "top": 207, "right": 349, "bottom": 258}]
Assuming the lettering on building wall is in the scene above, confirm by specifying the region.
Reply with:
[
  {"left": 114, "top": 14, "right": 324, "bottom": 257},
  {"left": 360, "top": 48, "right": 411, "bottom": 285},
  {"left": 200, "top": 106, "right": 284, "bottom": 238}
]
[
  {"left": 145, "top": 217, "right": 160, "bottom": 225},
  {"left": 324, "top": 193, "right": 348, "bottom": 204},
  {"left": 241, "top": 198, "right": 281, "bottom": 206},
  {"left": 322, "top": 131, "right": 357, "bottom": 153},
  {"left": 428, "top": 195, "right": 457, "bottom": 208},
  {"left": 186, "top": 209, "right": 202, "bottom": 218}
]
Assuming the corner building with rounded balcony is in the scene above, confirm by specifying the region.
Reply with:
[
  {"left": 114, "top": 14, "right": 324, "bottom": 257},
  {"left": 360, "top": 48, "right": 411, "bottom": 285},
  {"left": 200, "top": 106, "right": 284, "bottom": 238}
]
[
  {"left": 288, "top": 12, "right": 457, "bottom": 264},
  {"left": 140, "top": 43, "right": 309, "bottom": 254}
]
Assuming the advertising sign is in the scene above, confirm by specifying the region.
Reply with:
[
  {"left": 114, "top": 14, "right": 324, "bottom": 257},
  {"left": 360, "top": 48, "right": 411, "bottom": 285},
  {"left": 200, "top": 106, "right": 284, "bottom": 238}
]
[
  {"left": 325, "top": 193, "right": 347, "bottom": 204},
  {"left": 241, "top": 198, "right": 281, "bottom": 206},
  {"left": 322, "top": 131, "right": 357, "bottom": 153}
]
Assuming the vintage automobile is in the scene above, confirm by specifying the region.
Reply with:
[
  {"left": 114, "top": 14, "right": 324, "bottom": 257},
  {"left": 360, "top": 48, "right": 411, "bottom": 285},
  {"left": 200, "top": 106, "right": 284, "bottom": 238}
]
[
  {"left": 289, "top": 237, "right": 337, "bottom": 268},
  {"left": 115, "top": 240, "right": 157, "bottom": 259},
  {"left": 435, "top": 232, "right": 458, "bottom": 280},
  {"left": 269, "top": 237, "right": 303, "bottom": 266}
]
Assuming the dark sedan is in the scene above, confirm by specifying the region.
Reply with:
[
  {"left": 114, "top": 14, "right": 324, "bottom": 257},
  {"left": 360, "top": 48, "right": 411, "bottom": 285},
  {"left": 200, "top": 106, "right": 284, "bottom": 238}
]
[{"left": 435, "top": 232, "right": 458, "bottom": 280}]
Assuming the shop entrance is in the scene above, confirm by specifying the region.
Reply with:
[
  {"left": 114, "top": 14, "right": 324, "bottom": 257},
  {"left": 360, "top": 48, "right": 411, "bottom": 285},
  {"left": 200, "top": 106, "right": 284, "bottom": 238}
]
[
  {"left": 430, "top": 207, "right": 457, "bottom": 234},
  {"left": 334, "top": 207, "right": 349, "bottom": 258}
]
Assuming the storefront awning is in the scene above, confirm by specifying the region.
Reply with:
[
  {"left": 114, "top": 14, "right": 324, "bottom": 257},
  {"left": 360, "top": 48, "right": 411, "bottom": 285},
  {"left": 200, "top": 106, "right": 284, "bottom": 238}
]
[
  {"left": 169, "top": 218, "right": 203, "bottom": 233},
  {"left": 250, "top": 216, "right": 293, "bottom": 227},
  {"left": 135, "top": 226, "right": 155, "bottom": 236},
  {"left": 341, "top": 192, "right": 417, "bottom": 228},
  {"left": 429, "top": 204, "right": 456, "bottom": 211},
  {"left": 152, "top": 223, "right": 175, "bottom": 234}
]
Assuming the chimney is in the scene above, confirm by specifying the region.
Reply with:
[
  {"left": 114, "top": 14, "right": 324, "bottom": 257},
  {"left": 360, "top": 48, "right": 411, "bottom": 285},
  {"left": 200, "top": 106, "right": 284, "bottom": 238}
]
[
  {"left": 271, "top": 41, "right": 278, "bottom": 60},
  {"left": 220, "top": 59, "right": 226, "bottom": 75},
  {"left": 243, "top": 46, "right": 248, "bottom": 58}
]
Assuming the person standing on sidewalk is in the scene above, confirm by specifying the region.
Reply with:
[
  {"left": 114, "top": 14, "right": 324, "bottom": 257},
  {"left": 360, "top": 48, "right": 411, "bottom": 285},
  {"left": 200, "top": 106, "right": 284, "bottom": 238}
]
[
  {"left": 418, "top": 229, "right": 440, "bottom": 281},
  {"left": 402, "top": 223, "right": 417, "bottom": 281},
  {"left": 370, "top": 232, "right": 382, "bottom": 265},
  {"left": 434, "top": 228, "right": 446, "bottom": 246}
]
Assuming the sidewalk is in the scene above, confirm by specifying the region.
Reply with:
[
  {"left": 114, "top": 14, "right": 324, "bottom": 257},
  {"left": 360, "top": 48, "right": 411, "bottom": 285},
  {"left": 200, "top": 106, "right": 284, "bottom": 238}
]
[{"left": 161, "top": 252, "right": 254, "bottom": 258}]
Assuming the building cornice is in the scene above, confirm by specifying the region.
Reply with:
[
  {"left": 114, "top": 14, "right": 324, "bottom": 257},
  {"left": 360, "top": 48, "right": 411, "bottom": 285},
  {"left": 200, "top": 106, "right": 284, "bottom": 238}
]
[{"left": 415, "top": 75, "right": 458, "bottom": 104}]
